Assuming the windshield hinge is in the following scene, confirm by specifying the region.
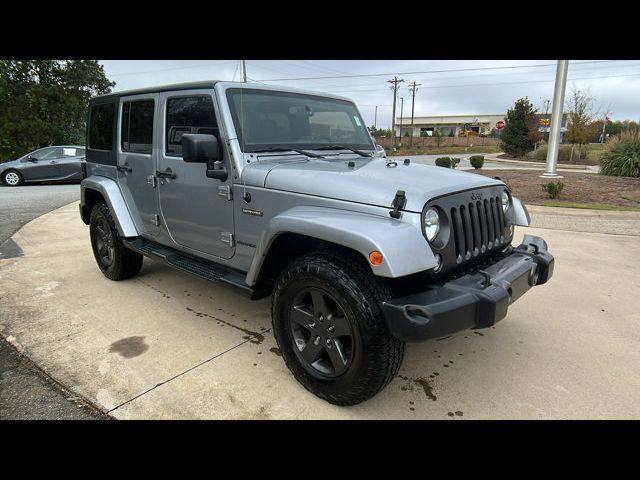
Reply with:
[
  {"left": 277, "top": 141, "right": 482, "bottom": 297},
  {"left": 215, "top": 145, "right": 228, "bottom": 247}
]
[{"left": 389, "top": 190, "right": 406, "bottom": 219}]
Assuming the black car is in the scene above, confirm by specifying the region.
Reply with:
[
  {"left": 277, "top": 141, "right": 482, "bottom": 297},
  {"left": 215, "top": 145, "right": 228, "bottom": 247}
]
[{"left": 1, "top": 145, "right": 85, "bottom": 186}]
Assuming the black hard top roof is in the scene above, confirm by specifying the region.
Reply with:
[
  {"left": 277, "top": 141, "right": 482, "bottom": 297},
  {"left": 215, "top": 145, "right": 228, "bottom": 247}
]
[{"left": 90, "top": 80, "right": 220, "bottom": 102}]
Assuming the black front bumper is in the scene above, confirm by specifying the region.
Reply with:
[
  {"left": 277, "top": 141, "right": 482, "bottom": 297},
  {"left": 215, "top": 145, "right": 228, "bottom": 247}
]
[{"left": 383, "top": 234, "right": 554, "bottom": 342}]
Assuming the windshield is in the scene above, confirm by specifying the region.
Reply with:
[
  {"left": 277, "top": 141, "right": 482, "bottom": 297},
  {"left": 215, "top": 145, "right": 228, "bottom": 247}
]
[{"left": 226, "top": 88, "right": 374, "bottom": 153}]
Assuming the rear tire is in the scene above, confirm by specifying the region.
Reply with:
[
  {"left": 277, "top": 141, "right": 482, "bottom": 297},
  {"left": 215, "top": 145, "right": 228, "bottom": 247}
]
[
  {"left": 272, "top": 250, "right": 405, "bottom": 406},
  {"left": 2, "top": 170, "right": 23, "bottom": 186},
  {"left": 89, "top": 202, "right": 143, "bottom": 280}
]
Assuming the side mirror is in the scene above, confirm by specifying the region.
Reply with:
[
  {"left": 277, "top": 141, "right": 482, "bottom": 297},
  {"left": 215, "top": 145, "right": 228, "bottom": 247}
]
[
  {"left": 28, "top": 156, "right": 38, "bottom": 162},
  {"left": 181, "top": 133, "right": 227, "bottom": 181}
]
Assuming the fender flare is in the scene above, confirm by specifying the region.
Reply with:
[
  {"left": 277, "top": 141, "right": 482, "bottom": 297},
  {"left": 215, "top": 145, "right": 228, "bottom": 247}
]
[
  {"left": 512, "top": 196, "right": 530, "bottom": 226},
  {"left": 80, "top": 176, "right": 139, "bottom": 237},
  {"left": 246, "top": 206, "right": 437, "bottom": 286}
]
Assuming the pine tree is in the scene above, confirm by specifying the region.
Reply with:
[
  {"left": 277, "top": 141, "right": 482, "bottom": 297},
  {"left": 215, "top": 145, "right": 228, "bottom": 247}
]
[{"left": 500, "top": 97, "right": 537, "bottom": 157}]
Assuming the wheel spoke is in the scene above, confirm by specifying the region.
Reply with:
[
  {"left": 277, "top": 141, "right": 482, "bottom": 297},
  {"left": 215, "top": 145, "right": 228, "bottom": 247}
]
[
  {"left": 291, "top": 305, "right": 315, "bottom": 330},
  {"left": 326, "top": 339, "right": 348, "bottom": 374},
  {"left": 310, "top": 290, "right": 329, "bottom": 317},
  {"left": 301, "top": 337, "right": 323, "bottom": 364},
  {"left": 328, "top": 317, "right": 350, "bottom": 337}
]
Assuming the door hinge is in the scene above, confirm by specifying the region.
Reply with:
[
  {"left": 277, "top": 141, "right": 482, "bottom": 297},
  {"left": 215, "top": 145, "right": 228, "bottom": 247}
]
[
  {"left": 151, "top": 214, "right": 160, "bottom": 226},
  {"left": 221, "top": 232, "right": 234, "bottom": 247},
  {"left": 147, "top": 175, "right": 157, "bottom": 188},
  {"left": 218, "top": 185, "right": 232, "bottom": 201}
]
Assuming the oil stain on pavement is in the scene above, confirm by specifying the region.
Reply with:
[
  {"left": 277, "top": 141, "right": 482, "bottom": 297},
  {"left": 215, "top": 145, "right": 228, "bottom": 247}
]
[{"left": 109, "top": 336, "right": 149, "bottom": 358}]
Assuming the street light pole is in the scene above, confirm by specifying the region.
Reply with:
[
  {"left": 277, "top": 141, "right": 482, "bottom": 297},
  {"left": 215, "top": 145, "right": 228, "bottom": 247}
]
[
  {"left": 399, "top": 97, "right": 404, "bottom": 145},
  {"left": 542, "top": 60, "right": 569, "bottom": 178}
]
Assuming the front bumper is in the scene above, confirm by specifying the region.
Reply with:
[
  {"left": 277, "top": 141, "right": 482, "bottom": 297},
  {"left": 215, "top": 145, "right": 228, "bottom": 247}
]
[{"left": 382, "top": 234, "right": 554, "bottom": 342}]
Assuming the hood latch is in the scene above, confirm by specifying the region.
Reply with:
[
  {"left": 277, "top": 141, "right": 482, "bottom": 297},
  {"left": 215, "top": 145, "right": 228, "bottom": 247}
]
[{"left": 389, "top": 190, "right": 406, "bottom": 219}]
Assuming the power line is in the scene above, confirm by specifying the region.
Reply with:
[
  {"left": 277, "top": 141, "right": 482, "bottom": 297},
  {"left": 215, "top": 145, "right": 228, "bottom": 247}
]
[{"left": 251, "top": 60, "right": 615, "bottom": 82}]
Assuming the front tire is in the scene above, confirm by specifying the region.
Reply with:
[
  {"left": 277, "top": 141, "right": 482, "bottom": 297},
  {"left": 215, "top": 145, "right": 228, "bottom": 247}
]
[
  {"left": 2, "top": 170, "right": 23, "bottom": 186},
  {"left": 272, "top": 251, "right": 405, "bottom": 406},
  {"left": 89, "top": 202, "right": 143, "bottom": 280}
]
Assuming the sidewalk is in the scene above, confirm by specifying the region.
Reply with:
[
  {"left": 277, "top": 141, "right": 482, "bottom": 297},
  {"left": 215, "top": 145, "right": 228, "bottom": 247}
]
[{"left": 483, "top": 153, "right": 599, "bottom": 173}]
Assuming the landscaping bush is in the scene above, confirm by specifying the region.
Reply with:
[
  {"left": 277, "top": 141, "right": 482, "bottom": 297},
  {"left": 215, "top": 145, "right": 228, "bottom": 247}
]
[
  {"left": 532, "top": 145, "right": 572, "bottom": 162},
  {"left": 469, "top": 155, "right": 484, "bottom": 169},
  {"left": 435, "top": 157, "right": 452, "bottom": 168},
  {"left": 541, "top": 181, "right": 564, "bottom": 199},
  {"left": 600, "top": 132, "right": 640, "bottom": 177}
]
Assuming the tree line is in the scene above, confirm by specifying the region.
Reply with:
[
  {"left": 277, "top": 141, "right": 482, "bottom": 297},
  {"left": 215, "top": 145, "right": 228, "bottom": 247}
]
[{"left": 0, "top": 60, "right": 114, "bottom": 161}]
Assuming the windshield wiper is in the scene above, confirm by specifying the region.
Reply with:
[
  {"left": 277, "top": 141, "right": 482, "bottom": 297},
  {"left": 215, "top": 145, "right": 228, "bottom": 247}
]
[
  {"left": 313, "top": 146, "right": 372, "bottom": 157},
  {"left": 250, "top": 147, "right": 325, "bottom": 158}
]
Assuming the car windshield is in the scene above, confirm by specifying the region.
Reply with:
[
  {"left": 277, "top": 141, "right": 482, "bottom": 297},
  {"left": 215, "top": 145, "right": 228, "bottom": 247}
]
[{"left": 226, "top": 88, "right": 374, "bottom": 154}]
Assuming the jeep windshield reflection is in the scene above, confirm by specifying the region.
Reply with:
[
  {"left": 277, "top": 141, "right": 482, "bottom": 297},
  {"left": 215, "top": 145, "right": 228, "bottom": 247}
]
[{"left": 225, "top": 88, "right": 374, "bottom": 153}]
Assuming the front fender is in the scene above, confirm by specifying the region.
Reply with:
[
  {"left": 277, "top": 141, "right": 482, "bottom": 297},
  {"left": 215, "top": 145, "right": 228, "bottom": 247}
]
[
  {"left": 80, "top": 176, "right": 138, "bottom": 237},
  {"left": 246, "top": 206, "right": 437, "bottom": 286}
]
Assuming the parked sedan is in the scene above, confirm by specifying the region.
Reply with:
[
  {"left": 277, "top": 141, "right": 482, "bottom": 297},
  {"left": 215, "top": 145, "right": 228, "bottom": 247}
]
[{"left": 1, "top": 145, "right": 86, "bottom": 186}]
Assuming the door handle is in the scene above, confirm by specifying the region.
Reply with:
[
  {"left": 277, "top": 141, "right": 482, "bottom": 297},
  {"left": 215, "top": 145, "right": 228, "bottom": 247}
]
[
  {"left": 117, "top": 165, "right": 132, "bottom": 173},
  {"left": 156, "top": 169, "right": 176, "bottom": 179}
]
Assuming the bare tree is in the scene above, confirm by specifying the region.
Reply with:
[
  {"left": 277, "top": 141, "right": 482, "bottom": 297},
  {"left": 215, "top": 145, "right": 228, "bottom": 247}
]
[{"left": 565, "top": 87, "right": 599, "bottom": 161}]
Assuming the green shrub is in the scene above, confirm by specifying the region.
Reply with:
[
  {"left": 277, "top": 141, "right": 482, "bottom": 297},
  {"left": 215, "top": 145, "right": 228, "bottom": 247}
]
[
  {"left": 542, "top": 181, "right": 564, "bottom": 199},
  {"left": 533, "top": 145, "right": 573, "bottom": 162},
  {"left": 451, "top": 157, "right": 460, "bottom": 169},
  {"left": 600, "top": 132, "right": 640, "bottom": 177},
  {"left": 435, "top": 157, "right": 451, "bottom": 168},
  {"left": 469, "top": 155, "right": 484, "bottom": 169}
]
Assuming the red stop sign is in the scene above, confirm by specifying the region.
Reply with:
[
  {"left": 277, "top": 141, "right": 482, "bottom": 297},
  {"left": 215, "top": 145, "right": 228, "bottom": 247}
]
[{"left": 496, "top": 120, "right": 505, "bottom": 129}]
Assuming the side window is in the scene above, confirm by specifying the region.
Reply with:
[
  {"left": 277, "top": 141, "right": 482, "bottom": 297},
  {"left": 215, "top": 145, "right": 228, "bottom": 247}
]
[
  {"left": 33, "top": 147, "right": 61, "bottom": 160},
  {"left": 121, "top": 99, "right": 155, "bottom": 154},
  {"left": 61, "top": 147, "right": 82, "bottom": 157},
  {"left": 166, "top": 96, "right": 217, "bottom": 157},
  {"left": 89, "top": 103, "right": 115, "bottom": 150}
]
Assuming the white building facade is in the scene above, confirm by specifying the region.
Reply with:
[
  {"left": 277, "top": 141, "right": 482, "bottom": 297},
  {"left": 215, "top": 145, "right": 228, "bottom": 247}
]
[{"left": 395, "top": 114, "right": 506, "bottom": 137}]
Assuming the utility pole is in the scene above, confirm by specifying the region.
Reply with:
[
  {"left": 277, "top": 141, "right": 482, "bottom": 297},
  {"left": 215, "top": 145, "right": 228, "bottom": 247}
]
[
  {"left": 399, "top": 97, "right": 404, "bottom": 145},
  {"left": 387, "top": 77, "right": 404, "bottom": 151},
  {"left": 374, "top": 105, "right": 378, "bottom": 130},
  {"left": 542, "top": 60, "right": 569, "bottom": 179},
  {"left": 408, "top": 81, "right": 421, "bottom": 146},
  {"left": 242, "top": 60, "right": 247, "bottom": 83}
]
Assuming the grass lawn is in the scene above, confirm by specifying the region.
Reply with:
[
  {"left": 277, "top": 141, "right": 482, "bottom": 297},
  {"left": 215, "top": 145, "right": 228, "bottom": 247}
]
[{"left": 470, "top": 169, "right": 640, "bottom": 211}]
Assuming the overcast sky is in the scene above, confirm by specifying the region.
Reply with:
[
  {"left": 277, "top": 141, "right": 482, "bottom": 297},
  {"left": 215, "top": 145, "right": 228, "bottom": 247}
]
[{"left": 99, "top": 60, "right": 640, "bottom": 129}]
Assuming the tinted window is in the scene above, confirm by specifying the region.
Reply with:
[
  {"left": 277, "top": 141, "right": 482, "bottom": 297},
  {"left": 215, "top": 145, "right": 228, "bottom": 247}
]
[
  {"left": 89, "top": 103, "right": 115, "bottom": 150},
  {"left": 166, "top": 96, "right": 217, "bottom": 156},
  {"left": 122, "top": 100, "right": 155, "bottom": 154}
]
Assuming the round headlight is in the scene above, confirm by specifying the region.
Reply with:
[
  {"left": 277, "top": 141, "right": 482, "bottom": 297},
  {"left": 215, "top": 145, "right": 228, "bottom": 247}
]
[
  {"left": 501, "top": 190, "right": 511, "bottom": 212},
  {"left": 424, "top": 207, "right": 440, "bottom": 242}
]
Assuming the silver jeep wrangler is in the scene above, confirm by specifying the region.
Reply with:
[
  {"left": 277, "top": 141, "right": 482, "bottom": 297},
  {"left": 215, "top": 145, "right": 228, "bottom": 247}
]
[{"left": 79, "top": 81, "right": 554, "bottom": 405}]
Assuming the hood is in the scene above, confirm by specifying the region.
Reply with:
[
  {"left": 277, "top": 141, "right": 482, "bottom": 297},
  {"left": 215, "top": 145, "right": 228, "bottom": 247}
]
[{"left": 242, "top": 156, "right": 504, "bottom": 212}]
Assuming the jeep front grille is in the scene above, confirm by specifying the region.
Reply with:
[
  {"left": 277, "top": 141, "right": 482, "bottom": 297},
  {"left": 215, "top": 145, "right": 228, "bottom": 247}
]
[{"left": 450, "top": 196, "right": 505, "bottom": 263}]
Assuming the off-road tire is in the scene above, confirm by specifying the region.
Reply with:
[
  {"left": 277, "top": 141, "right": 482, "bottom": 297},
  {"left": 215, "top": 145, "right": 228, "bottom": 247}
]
[
  {"left": 2, "top": 170, "right": 24, "bottom": 186},
  {"left": 272, "top": 250, "right": 405, "bottom": 406},
  {"left": 89, "top": 202, "right": 143, "bottom": 281}
]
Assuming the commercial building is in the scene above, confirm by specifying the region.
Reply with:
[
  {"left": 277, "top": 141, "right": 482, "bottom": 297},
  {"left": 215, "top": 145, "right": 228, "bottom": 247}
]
[{"left": 395, "top": 113, "right": 568, "bottom": 140}]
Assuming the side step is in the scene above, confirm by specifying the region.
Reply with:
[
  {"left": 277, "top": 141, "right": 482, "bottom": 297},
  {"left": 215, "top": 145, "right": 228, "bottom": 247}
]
[{"left": 123, "top": 238, "right": 257, "bottom": 297}]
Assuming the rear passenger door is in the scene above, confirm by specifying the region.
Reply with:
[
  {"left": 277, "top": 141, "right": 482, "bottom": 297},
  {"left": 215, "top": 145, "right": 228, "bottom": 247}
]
[
  {"left": 57, "top": 147, "right": 85, "bottom": 180},
  {"left": 117, "top": 94, "right": 160, "bottom": 236}
]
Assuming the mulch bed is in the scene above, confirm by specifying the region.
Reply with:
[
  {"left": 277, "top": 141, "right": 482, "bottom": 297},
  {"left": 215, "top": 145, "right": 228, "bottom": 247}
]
[{"left": 470, "top": 169, "right": 640, "bottom": 208}]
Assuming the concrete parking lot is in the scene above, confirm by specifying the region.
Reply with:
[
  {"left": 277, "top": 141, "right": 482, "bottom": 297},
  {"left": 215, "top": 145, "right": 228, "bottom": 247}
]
[{"left": 1, "top": 200, "right": 639, "bottom": 419}]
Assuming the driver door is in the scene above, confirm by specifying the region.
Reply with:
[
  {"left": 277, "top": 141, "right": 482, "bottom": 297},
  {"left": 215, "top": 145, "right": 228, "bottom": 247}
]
[
  {"left": 25, "top": 147, "right": 62, "bottom": 180},
  {"left": 157, "top": 90, "right": 235, "bottom": 259}
]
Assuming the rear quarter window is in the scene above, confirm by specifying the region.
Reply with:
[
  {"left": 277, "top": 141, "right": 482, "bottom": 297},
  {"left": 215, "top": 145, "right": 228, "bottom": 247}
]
[{"left": 89, "top": 103, "right": 115, "bottom": 150}]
